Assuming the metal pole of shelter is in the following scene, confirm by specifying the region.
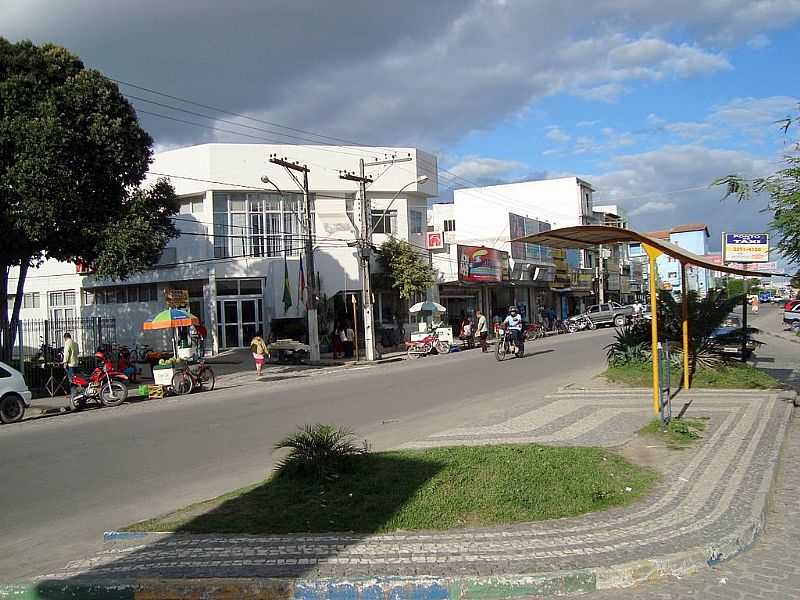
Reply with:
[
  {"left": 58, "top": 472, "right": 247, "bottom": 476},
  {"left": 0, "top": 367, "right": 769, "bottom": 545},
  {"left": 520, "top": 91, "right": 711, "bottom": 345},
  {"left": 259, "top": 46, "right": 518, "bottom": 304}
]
[
  {"left": 681, "top": 263, "right": 690, "bottom": 390},
  {"left": 643, "top": 244, "right": 661, "bottom": 415}
]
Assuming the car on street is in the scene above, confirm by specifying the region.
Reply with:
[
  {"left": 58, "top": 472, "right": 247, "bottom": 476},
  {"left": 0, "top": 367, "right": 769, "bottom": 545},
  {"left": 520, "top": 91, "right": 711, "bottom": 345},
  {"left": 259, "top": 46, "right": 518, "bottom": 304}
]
[
  {"left": 582, "top": 302, "right": 635, "bottom": 327},
  {"left": 784, "top": 300, "right": 800, "bottom": 332},
  {"left": 0, "top": 360, "right": 33, "bottom": 424},
  {"left": 709, "top": 315, "right": 756, "bottom": 358}
]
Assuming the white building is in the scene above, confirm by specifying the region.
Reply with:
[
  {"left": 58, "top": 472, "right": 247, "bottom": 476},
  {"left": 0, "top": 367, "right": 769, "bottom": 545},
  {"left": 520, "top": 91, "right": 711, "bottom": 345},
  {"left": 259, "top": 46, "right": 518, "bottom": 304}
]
[
  {"left": 9, "top": 143, "right": 438, "bottom": 354},
  {"left": 428, "top": 177, "right": 598, "bottom": 326}
]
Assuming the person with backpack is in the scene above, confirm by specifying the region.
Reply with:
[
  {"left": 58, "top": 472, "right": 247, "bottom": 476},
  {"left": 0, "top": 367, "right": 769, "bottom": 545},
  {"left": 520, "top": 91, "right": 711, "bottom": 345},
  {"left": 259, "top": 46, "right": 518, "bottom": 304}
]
[{"left": 249, "top": 332, "right": 268, "bottom": 377}]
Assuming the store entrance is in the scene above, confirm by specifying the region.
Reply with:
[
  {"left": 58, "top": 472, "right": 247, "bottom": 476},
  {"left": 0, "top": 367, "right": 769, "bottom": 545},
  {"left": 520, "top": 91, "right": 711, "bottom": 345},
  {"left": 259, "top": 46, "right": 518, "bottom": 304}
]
[{"left": 216, "top": 298, "right": 263, "bottom": 348}]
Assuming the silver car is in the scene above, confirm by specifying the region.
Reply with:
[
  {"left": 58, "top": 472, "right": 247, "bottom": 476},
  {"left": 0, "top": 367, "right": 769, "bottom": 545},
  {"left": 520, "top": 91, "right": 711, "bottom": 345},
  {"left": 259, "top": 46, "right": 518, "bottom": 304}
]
[{"left": 0, "top": 360, "right": 33, "bottom": 424}]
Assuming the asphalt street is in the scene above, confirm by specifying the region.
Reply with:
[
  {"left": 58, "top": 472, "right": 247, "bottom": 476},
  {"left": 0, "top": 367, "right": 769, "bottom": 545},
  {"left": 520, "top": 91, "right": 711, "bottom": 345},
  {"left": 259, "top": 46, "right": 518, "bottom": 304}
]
[{"left": 0, "top": 326, "right": 614, "bottom": 581}]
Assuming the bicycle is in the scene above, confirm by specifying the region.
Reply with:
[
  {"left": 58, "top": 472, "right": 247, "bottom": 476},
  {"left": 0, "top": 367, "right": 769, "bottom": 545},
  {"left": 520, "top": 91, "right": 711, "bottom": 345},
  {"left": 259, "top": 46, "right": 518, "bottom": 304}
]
[
  {"left": 171, "top": 361, "right": 216, "bottom": 395},
  {"left": 525, "top": 321, "right": 546, "bottom": 341}
]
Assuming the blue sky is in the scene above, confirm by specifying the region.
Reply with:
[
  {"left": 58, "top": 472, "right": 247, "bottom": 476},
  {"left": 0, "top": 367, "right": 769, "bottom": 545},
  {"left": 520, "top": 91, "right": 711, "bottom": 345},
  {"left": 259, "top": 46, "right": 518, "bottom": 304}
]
[{"left": 3, "top": 0, "right": 800, "bottom": 262}]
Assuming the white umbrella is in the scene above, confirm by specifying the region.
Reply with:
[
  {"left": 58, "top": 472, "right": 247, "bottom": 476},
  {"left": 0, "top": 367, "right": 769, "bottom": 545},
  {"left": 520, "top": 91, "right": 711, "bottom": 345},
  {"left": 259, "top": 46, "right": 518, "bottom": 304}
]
[{"left": 409, "top": 301, "right": 447, "bottom": 313}]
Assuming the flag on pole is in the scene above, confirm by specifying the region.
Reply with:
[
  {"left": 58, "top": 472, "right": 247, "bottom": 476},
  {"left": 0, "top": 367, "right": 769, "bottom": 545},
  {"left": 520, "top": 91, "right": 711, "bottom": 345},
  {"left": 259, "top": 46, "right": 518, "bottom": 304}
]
[
  {"left": 282, "top": 254, "right": 293, "bottom": 312},
  {"left": 298, "top": 255, "right": 306, "bottom": 309}
]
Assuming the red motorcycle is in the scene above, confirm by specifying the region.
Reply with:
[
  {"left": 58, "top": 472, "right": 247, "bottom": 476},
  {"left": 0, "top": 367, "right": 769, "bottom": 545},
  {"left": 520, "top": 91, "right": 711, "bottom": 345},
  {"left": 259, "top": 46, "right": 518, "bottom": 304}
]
[
  {"left": 70, "top": 351, "right": 129, "bottom": 411},
  {"left": 405, "top": 331, "right": 450, "bottom": 360}
]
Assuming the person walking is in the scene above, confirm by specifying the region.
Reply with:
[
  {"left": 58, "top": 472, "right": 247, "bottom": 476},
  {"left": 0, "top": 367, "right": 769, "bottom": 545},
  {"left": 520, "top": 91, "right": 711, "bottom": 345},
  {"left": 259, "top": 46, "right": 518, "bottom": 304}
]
[
  {"left": 249, "top": 332, "right": 268, "bottom": 377},
  {"left": 476, "top": 309, "right": 488, "bottom": 353},
  {"left": 343, "top": 322, "right": 355, "bottom": 358},
  {"left": 62, "top": 332, "right": 79, "bottom": 398},
  {"left": 546, "top": 306, "right": 557, "bottom": 331},
  {"left": 332, "top": 322, "right": 344, "bottom": 359}
]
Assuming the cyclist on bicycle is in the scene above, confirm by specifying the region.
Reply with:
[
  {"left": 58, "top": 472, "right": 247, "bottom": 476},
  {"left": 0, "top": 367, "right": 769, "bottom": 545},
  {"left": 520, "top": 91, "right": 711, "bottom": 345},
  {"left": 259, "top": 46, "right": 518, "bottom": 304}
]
[{"left": 502, "top": 306, "right": 523, "bottom": 351}]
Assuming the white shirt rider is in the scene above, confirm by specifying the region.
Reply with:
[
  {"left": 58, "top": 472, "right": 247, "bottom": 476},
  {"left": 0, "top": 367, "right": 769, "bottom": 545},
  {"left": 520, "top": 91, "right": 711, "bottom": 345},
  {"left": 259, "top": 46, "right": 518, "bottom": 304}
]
[{"left": 503, "top": 311, "right": 523, "bottom": 330}]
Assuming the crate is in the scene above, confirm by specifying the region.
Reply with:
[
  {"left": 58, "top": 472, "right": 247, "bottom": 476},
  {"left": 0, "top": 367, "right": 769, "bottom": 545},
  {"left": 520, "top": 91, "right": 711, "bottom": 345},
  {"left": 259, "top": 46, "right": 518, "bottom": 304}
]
[
  {"left": 152, "top": 367, "right": 175, "bottom": 386},
  {"left": 148, "top": 385, "right": 165, "bottom": 399}
]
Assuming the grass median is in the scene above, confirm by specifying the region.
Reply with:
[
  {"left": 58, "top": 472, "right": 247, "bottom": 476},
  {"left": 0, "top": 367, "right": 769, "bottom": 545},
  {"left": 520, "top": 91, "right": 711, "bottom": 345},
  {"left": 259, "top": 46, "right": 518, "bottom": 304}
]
[
  {"left": 126, "top": 444, "right": 657, "bottom": 534},
  {"left": 603, "top": 361, "right": 782, "bottom": 389}
]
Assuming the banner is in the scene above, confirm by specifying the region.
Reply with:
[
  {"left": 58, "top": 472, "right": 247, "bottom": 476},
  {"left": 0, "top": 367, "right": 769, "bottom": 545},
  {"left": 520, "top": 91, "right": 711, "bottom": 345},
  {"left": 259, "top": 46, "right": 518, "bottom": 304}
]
[
  {"left": 722, "top": 233, "right": 769, "bottom": 263},
  {"left": 458, "top": 245, "right": 509, "bottom": 283},
  {"left": 165, "top": 289, "right": 189, "bottom": 308}
]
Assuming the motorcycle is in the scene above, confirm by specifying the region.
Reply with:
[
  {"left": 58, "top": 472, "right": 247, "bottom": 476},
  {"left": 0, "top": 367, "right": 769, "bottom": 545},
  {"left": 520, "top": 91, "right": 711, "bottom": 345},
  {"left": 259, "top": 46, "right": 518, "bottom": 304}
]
[
  {"left": 406, "top": 331, "right": 450, "bottom": 359},
  {"left": 495, "top": 328, "right": 524, "bottom": 361},
  {"left": 70, "top": 351, "right": 129, "bottom": 411},
  {"left": 566, "top": 314, "right": 596, "bottom": 333},
  {"left": 36, "top": 336, "right": 64, "bottom": 364}
]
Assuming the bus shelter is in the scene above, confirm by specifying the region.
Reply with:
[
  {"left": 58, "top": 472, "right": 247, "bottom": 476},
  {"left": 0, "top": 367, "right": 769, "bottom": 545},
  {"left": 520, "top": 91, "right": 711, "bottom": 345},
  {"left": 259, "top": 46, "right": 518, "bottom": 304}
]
[{"left": 514, "top": 225, "right": 775, "bottom": 415}]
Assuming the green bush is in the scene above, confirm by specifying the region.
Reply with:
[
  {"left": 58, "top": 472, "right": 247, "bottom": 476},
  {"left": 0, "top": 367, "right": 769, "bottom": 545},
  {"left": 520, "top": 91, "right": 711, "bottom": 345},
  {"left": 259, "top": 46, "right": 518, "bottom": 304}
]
[{"left": 273, "top": 424, "right": 367, "bottom": 480}]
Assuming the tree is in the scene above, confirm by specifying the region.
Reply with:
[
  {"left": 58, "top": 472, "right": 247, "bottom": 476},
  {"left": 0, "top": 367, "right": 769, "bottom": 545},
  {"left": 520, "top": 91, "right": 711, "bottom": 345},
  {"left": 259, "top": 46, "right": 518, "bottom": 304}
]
[
  {"left": 376, "top": 238, "right": 435, "bottom": 300},
  {"left": 791, "top": 271, "right": 800, "bottom": 289},
  {"left": 0, "top": 39, "right": 179, "bottom": 359},
  {"left": 714, "top": 110, "right": 800, "bottom": 262},
  {"left": 725, "top": 278, "right": 761, "bottom": 298}
]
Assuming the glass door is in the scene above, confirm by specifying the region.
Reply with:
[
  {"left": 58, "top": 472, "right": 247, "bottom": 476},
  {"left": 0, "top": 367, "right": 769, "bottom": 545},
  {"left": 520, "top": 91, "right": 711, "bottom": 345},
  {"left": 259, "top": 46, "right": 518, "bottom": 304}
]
[{"left": 240, "top": 299, "right": 261, "bottom": 345}]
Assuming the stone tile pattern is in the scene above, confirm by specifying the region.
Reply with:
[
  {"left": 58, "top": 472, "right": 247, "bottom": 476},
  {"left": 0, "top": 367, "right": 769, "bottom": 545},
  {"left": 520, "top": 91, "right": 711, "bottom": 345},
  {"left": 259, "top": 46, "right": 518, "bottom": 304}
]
[
  {"left": 42, "top": 389, "right": 792, "bottom": 583},
  {"left": 576, "top": 410, "right": 800, "bottom": 600}
]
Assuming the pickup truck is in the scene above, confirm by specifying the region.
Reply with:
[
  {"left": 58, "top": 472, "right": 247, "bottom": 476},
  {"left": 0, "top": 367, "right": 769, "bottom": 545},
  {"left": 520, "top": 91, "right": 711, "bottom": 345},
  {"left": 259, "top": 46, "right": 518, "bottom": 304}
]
[
  {"left": 584, "top": 302, "right": 634, "bottom": 327},
  {"left": 784, "top": 300, "right": 800, "bottom": 332}
]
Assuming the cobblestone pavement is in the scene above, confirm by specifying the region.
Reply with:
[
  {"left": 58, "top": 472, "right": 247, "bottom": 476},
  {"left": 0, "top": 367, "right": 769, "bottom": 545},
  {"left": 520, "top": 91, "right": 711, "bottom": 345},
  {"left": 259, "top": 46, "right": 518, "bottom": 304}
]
[
  {"left": 40, "top": 388, "right": 793, "bottom": 584},
  {"left": 572, "top": 410, "right": 800, "bottom": 600}
]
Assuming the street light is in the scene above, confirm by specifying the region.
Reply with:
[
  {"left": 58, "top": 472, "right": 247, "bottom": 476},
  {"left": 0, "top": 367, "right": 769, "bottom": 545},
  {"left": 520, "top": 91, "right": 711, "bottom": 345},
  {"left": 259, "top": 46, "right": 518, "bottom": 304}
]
[{"left": 369, "top": 175, "right": 428, "bottom": 236}]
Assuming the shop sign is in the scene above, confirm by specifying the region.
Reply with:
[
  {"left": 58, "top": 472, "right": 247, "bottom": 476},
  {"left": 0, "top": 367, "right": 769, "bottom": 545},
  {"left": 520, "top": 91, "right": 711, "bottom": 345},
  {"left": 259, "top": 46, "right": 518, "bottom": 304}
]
[
  {"left": 165, "top": 288, "right": 189, "bottom": 308},
  {"left": 458, "top": 245, "right": 509, "bottom": 283},
  {"left": 427, "top": 231, "right": 444, "bottom": 250},
  {"left": 722, "top": 233, "right": 769, "bottom": 263}
]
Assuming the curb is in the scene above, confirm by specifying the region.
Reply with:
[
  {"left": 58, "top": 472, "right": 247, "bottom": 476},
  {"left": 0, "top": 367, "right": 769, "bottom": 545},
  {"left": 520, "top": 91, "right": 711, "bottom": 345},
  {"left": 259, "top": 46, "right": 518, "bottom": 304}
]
[
  {"left": 8, "top": 397, "right": 793, "bottom": 600},
  {"left": 761, "top": 329, "right": 800, "bottom": 345}
]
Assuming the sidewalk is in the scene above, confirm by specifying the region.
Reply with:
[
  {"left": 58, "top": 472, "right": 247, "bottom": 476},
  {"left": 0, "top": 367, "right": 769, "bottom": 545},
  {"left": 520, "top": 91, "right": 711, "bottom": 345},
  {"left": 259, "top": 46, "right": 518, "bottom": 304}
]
[{"left": 16, "top": 386, "right": 794, "bottom": 598}]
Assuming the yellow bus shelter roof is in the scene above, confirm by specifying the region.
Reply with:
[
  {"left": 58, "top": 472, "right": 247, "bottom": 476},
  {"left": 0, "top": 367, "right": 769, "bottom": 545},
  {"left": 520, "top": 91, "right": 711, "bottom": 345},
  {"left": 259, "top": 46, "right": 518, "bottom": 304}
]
[{"left": 514, "top": 225, "right": 777, "bottom": 278}]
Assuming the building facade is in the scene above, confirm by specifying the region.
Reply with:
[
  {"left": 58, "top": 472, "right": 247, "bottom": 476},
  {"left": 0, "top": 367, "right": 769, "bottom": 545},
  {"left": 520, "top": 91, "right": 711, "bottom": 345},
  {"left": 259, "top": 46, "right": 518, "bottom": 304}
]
[
  {"left": 8, "top": 143, "right": 438, "bottom": 354},
  {"left": 428, "top": 177, "right": 599, "bottom": 327}
]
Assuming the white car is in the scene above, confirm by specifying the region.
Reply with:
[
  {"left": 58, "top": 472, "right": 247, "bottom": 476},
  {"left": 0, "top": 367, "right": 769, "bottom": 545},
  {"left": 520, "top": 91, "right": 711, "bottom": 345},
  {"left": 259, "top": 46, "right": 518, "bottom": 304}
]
[{"left": 0, "top": 360, "right": 33, "bottom": 424}]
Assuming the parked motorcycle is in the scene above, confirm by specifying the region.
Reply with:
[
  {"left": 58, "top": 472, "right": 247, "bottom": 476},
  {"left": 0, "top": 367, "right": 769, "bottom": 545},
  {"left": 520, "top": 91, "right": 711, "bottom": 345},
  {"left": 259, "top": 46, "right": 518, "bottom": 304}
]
[
  {"left": 566, "top": 314, "right": 596, "bottom": 333},
  {"left": 495, "top": 328, "right": 524, "bottom": 361},
  {"left": 70, "top": 351, "right": 129, "bottom": 411},
  {"left": 36, "top": 336, "right": 64, "bottom": 364},
  {"left": 406, "top": 332, "right": 450, "bottom": 359}
]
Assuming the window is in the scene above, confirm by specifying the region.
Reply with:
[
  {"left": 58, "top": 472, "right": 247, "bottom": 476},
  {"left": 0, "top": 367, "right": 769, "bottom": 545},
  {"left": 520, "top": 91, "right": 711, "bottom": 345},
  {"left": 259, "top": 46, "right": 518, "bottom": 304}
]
[
  {"left": 668, "top": 272, "right": 678, "bottom": 278},
  {"left": 23, "top": 292, "right": 40, "bottom": 309},
  {"left": 48, "top": 290, "right": 75, "bottom": 307},
  {"left": 371, "top": 210, "right": 395, "bottom": 234},
  {"left": 409, "top": 210, "right": 424, "bottom": 235},
  {"left": 588, "top": 305, "right": 600, "bottom": 314},
  {"left": 0, "top": 365, "right": 10, "bottom": 378},
  {"left": 82, "top": 290, "right": 95, "bottom": 305},
  {"left": 216, "top": 279, "right": 263, "bottom": 296},
  {"left": 600, "top": 304, "right": 610, "bottom": 312},
  {"left": 179, "top": 196, "right": 204, "bottom": 214},
  {"left": 213, "top": 192, "right": 308, "bottom": 258},
  {"left": 444, "top": 219, "right": 456, "bottom": 232}
]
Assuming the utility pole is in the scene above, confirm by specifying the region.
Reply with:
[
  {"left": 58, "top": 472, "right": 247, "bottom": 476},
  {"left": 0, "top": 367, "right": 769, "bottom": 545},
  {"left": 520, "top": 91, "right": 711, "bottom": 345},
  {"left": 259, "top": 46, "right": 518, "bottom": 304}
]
[
  {"left": 340, "top": 160, "right": 376, "bottom": 360},
  {"left": 340, "top": 155, "right": 415, "bottom": 361},
  {"left": 598, "top": 244, "right": 606, "bottom": 304},
  {"left": 268, "top": 155, "right": 320, "bottom": 362}
]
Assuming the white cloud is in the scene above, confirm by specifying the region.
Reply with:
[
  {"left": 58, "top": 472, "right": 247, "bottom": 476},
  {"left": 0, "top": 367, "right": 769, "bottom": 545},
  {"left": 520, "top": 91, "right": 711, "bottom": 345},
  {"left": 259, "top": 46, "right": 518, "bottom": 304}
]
[
  {"left": 628, "top": 201, "right": 677, "bottom": 216},
  {"left": 747, "top": 34, "right": 771, "bottom": 49},
  {"left": 3, "top": 1, "right": 785, "bottom": 149},
  {"left": 663, "top": 121, "right": 714, "bottom": 140},
  {"left": 587, "top": 144, "right": 778, "bottom": 249},
  {"left": 709, "top": 96, "right": 798, "bottom": 129},
  {"left": 446, "top": 156, "right": 527, "bottom": 181},
  {"left": 576, "top": 120, "right": 599, "bottom": 128},
  {"left": 545, "top": 125, "right": 571, "bottom": 143}
]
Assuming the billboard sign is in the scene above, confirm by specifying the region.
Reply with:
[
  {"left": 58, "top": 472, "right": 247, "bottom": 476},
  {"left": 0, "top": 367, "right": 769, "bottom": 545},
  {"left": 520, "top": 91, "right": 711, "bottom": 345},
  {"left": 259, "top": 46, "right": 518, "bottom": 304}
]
[
  {"left": 722, "top": 233, "right": 769, "bottom": 263},
  {"left": 165, "top": 288, "right": 189, "bottom": 308},
  {"left": 426, "top": 231, "right": 444, "bottom": 250},
  {"left": 509, "top": 213, "right": 552, "bottom": 263},
  {"left": 458, "top": 245, "right": 509, "bottom": 283}
]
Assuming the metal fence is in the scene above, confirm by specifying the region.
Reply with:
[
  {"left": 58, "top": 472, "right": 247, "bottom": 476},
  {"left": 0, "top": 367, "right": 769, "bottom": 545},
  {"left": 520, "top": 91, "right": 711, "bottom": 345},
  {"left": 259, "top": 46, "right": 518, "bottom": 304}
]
[{"left": 10, "top": 317, "right": 117, "bottom": 395}]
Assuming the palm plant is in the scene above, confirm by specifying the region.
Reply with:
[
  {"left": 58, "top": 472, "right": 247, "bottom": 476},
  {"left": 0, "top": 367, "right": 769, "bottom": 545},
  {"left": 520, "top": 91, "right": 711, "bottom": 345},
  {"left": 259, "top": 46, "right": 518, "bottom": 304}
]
[
  {"left": 605, "top": 289, "right": 750, "bottom": 370},
  {"left": 273, "top": 424, "right": 366, "bottom": 480}
]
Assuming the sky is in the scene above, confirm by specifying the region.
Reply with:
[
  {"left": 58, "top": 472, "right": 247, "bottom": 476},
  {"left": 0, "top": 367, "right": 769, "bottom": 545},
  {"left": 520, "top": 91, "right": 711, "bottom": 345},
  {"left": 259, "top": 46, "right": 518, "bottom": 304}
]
[{"left": 3, "top": 0, "right": 799, "bottom": 264}]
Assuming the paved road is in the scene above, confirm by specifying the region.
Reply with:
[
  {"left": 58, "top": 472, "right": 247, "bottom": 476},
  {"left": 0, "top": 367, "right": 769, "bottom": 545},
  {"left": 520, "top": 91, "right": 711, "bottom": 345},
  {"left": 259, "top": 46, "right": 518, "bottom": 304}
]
[{"left": 0, "top": 327, "right": 614, "bottom": 582}]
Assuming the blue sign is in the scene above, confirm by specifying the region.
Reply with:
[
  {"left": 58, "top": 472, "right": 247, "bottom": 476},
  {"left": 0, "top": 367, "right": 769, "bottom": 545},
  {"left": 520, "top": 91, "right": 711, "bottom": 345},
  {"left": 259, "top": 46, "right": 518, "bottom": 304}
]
[{"left": 725, "top": 233, "right": 767, "bottom": 245}]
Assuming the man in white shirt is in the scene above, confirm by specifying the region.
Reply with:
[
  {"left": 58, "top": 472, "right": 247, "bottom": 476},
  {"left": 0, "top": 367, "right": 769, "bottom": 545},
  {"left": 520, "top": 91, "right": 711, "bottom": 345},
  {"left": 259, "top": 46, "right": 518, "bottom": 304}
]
[
  {"left": 502, "top": 306, "right": 523, "bottom": 351},
  {"left": 476, "top": 309, "right": 488, "bottom": 353}
]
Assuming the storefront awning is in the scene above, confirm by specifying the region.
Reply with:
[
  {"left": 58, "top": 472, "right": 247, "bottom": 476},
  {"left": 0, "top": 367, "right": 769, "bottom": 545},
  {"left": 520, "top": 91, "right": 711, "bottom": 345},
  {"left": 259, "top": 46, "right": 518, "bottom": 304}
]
[{"left": 513, "top": 225, "right": 778, "bottom": 278}]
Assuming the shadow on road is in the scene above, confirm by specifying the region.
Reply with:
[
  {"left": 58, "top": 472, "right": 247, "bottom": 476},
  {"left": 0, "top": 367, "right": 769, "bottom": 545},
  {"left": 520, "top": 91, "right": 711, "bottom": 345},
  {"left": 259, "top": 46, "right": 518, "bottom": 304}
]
[{"left": 32, "top": 454, "right": 444, "bottom": 587}]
